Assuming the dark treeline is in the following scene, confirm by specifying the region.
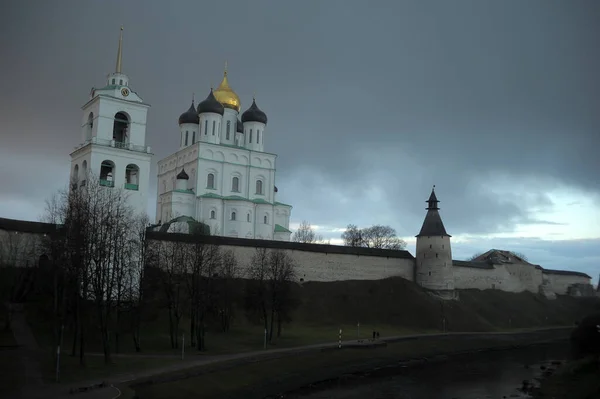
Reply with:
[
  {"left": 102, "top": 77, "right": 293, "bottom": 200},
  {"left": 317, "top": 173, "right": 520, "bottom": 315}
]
[{"left": 0, "top": 174, "right": 299, "bottom": 367}]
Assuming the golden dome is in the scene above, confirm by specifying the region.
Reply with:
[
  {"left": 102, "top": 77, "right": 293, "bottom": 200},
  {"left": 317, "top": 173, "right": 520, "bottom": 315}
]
[{"left": 213, "top": 67, "right": 241, "bottom": 112}]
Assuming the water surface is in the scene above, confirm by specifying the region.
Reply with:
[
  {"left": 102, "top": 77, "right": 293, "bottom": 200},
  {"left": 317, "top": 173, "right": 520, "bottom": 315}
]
[{"left": 289, "top": 344, "right": 567, "bottom": 399}]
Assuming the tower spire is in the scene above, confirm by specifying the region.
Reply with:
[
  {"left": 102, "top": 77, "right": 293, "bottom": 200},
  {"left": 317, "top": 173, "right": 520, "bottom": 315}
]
[
  {"left": 426, "top": 185, "right": 439, "bottom": 210},
  {"left": 115, "top": 26, "right": 124, "bottom": 73},
  {"left": 224, "top": 60, "right": 228, "bottom": 77}
]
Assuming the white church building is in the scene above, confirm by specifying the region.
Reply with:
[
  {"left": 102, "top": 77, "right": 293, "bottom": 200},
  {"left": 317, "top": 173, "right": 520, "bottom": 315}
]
[{"left": 69, "top": 28, "right": 293, "bottom": 241}]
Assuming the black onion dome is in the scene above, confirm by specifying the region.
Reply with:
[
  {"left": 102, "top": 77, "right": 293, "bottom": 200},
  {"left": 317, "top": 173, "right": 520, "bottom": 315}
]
[
  {"left": 241, "top": 99, "right": 267, "bottom": 124},
  {"left": 176, "top": 168, "right": 189, "bottom": 180},
  {"left": 178, "top": 102, "right": 199, "bottom": 125},
  {"left": 197, "top": 89, "right": 225, "bottom": 115},
  {"left": 236, "top": 118, "right": 243, "bottom": 133}
]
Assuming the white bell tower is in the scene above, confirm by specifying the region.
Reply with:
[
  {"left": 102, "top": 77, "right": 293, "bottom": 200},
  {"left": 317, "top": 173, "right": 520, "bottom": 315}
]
[{"left": 69, "top": 27, "right": 152, "bottom": 216}]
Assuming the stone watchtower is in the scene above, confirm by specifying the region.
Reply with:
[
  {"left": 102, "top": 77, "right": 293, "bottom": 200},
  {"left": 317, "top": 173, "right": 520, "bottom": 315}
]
[{"left": 415, "top": 186, "right": 454, "bottom": 295}]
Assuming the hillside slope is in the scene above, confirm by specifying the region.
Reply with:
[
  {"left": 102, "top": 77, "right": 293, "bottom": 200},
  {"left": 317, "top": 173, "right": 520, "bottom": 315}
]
[{"left": 292, "top": 277, "right": 600, "bottom": 332}]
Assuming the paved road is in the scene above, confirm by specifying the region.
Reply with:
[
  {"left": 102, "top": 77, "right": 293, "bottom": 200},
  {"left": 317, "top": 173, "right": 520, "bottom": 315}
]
[{"left": 14, "top": 327, "right": 571, "bottom": 399}]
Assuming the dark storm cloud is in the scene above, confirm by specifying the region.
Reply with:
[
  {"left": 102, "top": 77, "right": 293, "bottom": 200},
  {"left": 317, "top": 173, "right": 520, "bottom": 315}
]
[{"left": 1, "top": 0, "right": 599, "bottom": 242}]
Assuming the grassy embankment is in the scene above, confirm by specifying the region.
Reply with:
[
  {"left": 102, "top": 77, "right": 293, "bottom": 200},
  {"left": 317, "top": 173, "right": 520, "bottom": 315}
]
[{"left": 21, "top": 277, "right": 600, "bottom": 386}]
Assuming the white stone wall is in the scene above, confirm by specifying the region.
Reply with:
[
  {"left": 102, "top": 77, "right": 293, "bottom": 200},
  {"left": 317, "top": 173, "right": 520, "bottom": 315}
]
[
  {"left": 147, "top": 238, "right": 415, "bottom": 283},
  {"left": 543, "top": 273, "right": 591, "bottom": 295},
  {"left": 453, "top": 265, "right": 506, "bottom": 290},
  {"left": 453, "top": 262, "right": 544, "bottom": 293},
  {"left": 415, "top": 235, "right": 453, "bottom": 290}
]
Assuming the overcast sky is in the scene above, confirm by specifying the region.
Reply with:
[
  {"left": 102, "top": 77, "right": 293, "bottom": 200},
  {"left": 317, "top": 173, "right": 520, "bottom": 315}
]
[{"left": 1, "top": 0, "right": 598, "bottom": 281}]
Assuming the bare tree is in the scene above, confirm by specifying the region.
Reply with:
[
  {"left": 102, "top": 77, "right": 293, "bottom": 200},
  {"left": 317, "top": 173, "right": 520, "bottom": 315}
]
[
  {"left": 214, "top": 249, "right": 239, "bottom": 333},
  {"left": 341, "top": 224, "right": 362, "bottom": 247},
  {"left": 361, "top": 225, "right": 406, "bottom": 250},
  {"left": 151, "top": 236, "right": 186, "bottom": 349},
  {"left": 41, "top": 173, "right": 142, "bottom": 365},
  {"left": 292, "top": 220, "right": 324, "bottom": 244},
  {"left": 0, "top": 229, "right": 41, "bottom": 331},
  {"left": 341, "top": 224, "right": 406, "bottom": 250},
  {"left": 186, "top": 233, "right": 221, "bottom": 351},
  {"left": 245, "top": 248, "right": 297, "bottom": 344},
  {"left": 127, "top": 213, "right": 150, "bottom": 352}
]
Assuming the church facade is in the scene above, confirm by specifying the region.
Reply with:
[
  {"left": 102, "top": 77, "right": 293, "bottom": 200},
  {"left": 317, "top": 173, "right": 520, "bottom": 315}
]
[
  {"left": 69, "top": 28, "right": 292, "bottom": 241},
  {"left": 155, "top": 70, "right": 292, "bottom": 241}
]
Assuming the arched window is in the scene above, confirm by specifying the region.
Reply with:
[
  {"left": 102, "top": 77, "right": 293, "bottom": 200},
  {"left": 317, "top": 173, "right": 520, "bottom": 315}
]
[
  {"left": 185, "top": 131, "right": 189, "bottom": 146},
  {"left": 232, "top": 176, "right": 239, "bottom": 192},
  {"left": 207, "top": 173, "right": 215, "bottom": 189},
  {"left": 162, "top": 180, "right": 167, "bottom": 193},
  {"left": 255, "top": 180, "right": 263, "bottom": 195},
  {"left": 226, "top": 121, "right": 231, "bottom": 140},
  {"left": 212, "top": 120, "right": 216, "bottom": 135},
  {"left": 204, "top": 120, "right": 208, "bottom": 135},
  {"left": 210, "top": 210, "right": 216, "bottom": 219},
  {"left": 231, "top": 211, "right": 236, "bottom": 221},
  {"left": 192, "top": 131, "right": 196, "bottom": 144},
  {"left": 264, "top": 214, "right": 268, "bottom": 224},
  {"left": 81, "top": 160, "right": 88, "bottom": 186},
  {"left": 72, "top": 164, "right": 79, "bottom": 186},
  {"left": 249, "top": 129, "right": 253, "bottom": 143},
  {"left": 86, "top": 112, "right": 93, "bottom": 141},
  {"left": 257, "top": 130, "right": 260, "bottom": 144},
  {"left": 125, "top": 164, "right": 140, "bottom": 190},
  {"left": 112, "top": 112, "right": 130, "bottom": 143},
  {"left": 100, "top": 160, "right": 115, "bottom": 187},
  {"left": 247, "top": 213, "right": 251, "bottom": 222}
]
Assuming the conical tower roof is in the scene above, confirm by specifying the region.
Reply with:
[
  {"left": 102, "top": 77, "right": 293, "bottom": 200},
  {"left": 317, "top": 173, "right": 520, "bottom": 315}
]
[{"left": 416, "top": 186, "right": 450, "bottom": 237}]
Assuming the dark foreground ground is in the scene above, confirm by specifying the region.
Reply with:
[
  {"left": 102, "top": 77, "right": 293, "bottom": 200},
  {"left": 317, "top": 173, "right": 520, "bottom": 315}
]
[
  {"left": 131, "top": 328, "right": 573, "bottom": 399},
  {"left": 531, "top": 356, "right": 600, "bottom": 399}
]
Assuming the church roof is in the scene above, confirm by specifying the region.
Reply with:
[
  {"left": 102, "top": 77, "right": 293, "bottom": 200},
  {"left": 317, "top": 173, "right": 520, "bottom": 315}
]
[
  {"left": 241, "top": 99, "right": 268, "bottom": 124},
  {"left": 178, "top": 101, "right": 199, "bottom": 125},
  {"left": 197, "top": 89, "right": 225, "bottom": 115}
]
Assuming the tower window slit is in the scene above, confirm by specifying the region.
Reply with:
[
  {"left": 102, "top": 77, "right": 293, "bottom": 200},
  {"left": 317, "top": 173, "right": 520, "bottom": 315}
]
[{"left": 212, "top": 121, "right": 216, "bottom": 135}]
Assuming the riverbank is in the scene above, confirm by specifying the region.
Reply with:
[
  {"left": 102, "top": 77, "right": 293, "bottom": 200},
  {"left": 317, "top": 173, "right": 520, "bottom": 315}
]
[
  {"left": 530, "top": 356, "right": 600, "bottom": 399},
  {"left": 131, "top": 328, "right": 573, "bottom": 399}
]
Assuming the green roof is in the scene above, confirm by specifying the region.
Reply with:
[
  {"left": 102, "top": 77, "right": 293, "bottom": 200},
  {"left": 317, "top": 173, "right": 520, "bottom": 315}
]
[
  {"left": 159, "top": 215, "right": 210, "bottom": 235},
  {"left": 274, "top": 201, "right": 293, "bottom": 208},
  {"left": 274, "top": 224, "right": 292, "bottom": 233},
  {"left": 174, "top": 189, "right": 194, "bottom": 194}
]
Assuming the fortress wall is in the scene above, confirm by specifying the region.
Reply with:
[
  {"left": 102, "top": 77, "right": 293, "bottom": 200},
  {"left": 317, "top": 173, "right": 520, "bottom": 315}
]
[
  {"left": 543, "top": 273, "right": 591, "bottom": 295},
  {"left": 0, "top": 219, "right": 58, "bottom": 267},
  {"left": 453, "top": 265, "right": 506, "bottom": 290},
  {"left": 501, "top": 262, "right": 544, "bottom": 293},
  {"left": 452, "top": 262, "right": 544, "bottom": 293},
  {"left": 0, "top": 218, "right": 591, "bottom": 296},
  {"left": 146, "top": 234, "right": 415, "bottom": 283}
]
